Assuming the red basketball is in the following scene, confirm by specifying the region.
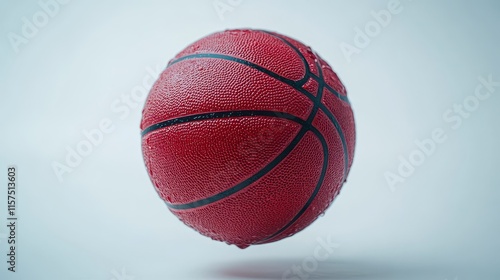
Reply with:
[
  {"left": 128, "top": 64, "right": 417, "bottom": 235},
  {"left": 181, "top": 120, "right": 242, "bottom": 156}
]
[{"left": 141, "top": 29, "right": 355, "bottom": 248}]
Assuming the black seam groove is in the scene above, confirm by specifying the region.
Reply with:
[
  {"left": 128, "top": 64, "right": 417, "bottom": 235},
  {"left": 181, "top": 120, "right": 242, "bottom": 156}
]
[
  {"left": 259, "top": 30, "right": 350, "bottom": 104},
  {"left": 141, "top": 110, "right": 298, "bottom": 137},
  {"left": 168, "top": 53, "right": 302, "bottom": 95},
  {"left": 260, "top": 30, "right": 349, "bottom": 180},
  {"left": 308, "top": 73, "right": 349, "bottom": 103},
  {"left": 256, "top": 58, "right": 328, "bottom": 243},
  {"left": 142, "top": 32, "right": 351, "bottom": 242},
  {"left": 168, "top": 52, "right": 349, "bottom": 104},
  {"left": 259, "top": 30, "right": 310, "bottom": 86},
  {"left": 155, "top": 111, "right": 310, "bottom": 210},
  {"left": 258, "top": 120, "right": 329, "bottom": 243},
  {"left": 162, "top": 52, "right": 349, "bottom": 179}
]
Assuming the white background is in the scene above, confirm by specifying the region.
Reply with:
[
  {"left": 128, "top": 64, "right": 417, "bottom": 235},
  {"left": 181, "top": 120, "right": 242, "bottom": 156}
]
[{"left": 1, "top": 0, "right": 499, "bottom": 279}]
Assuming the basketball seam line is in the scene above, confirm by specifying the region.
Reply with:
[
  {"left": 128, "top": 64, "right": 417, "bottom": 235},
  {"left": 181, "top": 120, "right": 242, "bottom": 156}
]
[
  {"left": 158, "top": 53, "right": 349, "bottom": 180},
  {"left": 146, "top": 111, "right": 310, "bottom": 210},
  {"left": 258, "top": 118, "right": 329, "bottom": 243},
  {"left": 159, "top": 34, "right": 349, "bottom": 181},
  {"left": 256, "top": 57, "right": 328, "bottom": 243},
  {"left": 259, "top": 30, "right": 349, "bottom": 104},
  {"left": 168, "top": 54, "right": 350, "bottom": 105},
  {"left": 142, "top": 32, "right": 350, "bottom": 244},
  {"left": 147, "top": 110, "right": 327, "bottom": 216},
  {"left": 142, "top": 37, "right": 348, "bottom": 211},
  {"left": 260, "top": 30, "right": 349, "bottom": 179}
]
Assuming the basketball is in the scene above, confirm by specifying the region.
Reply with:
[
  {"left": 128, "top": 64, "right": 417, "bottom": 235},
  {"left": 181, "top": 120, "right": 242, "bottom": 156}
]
[{"left": 140, "top": 29, "right": 355, "bottom": 248}]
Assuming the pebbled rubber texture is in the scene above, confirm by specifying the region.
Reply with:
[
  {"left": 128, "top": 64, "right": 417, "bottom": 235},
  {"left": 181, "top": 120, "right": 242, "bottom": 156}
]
[{"left": 141, "top": 29, "right": 355, "bottom": 248}]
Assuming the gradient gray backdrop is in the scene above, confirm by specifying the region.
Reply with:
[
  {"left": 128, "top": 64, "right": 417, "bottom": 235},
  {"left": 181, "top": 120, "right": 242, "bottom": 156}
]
[{"left": 1, "top": 0, "right": 499, "bottom": 279}]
